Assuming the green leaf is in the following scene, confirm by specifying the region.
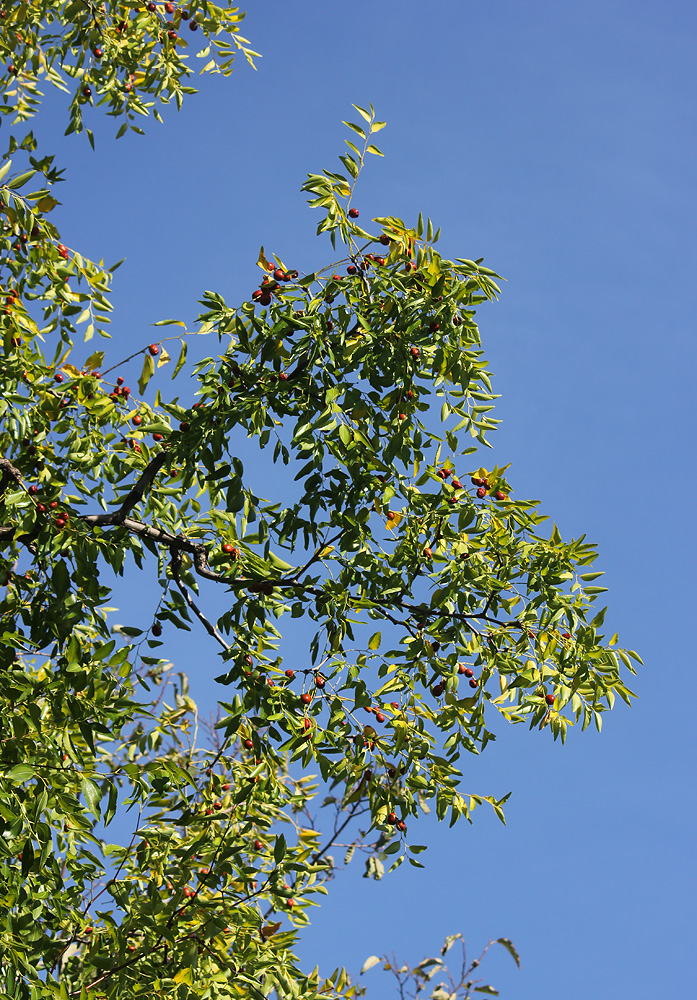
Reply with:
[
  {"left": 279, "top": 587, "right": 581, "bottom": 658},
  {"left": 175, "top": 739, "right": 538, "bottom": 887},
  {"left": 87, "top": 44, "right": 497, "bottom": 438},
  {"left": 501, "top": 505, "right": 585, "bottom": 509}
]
[
  {"left": 7, "top": 764, "right": 34, "bottom": 783},
  {"left": 496, "top": 937, "right": 521, "bottom": 968},
  {"left": 172, "top": 338, "right": 187, "bottom": 378},
  {"left": 138, "top": 353, "right": 155, "bottom": 395},
  {"left": 368, "top": 631, "right": 381, "bottom": 650}
]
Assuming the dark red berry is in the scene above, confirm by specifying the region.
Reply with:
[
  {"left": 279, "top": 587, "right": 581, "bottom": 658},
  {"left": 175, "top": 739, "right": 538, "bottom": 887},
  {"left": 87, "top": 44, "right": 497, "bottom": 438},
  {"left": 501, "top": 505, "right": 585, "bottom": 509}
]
[
  {"left": 379, "top": 234, "right": 390, "bottom": 245},
  {"left": 476, "top": 487, "right": 487, "bottom": 499},
  {"left": 243, "top": 739, "right": 253, "bottom": 750},
  {"left": 347, "top": 264, "right": 357, "bottom": 274},
  {"left": 285, "top": 669, "right": 294, "bottom": 679},
  {"left": 468, "top": 678, "right": 478, "bottom": 689},
  {"left": 348, "top": 208, "right": 359, "bottom": 218},
  {"left": 152, "top": 623, "right": 162, "bottom": 637},
  {"left": 148, "top": 344, "right": 160, "bottom": 356},
  {"left": 545, "top": 693, "right": 555, "bottom": 706}
]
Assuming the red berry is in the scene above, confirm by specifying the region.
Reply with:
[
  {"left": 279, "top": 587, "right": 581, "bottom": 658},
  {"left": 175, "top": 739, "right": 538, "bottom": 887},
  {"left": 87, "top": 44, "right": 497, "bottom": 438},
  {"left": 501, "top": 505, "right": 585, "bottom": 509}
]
[
  {"left": 148, "top": 344, "right": 160, "bottom": 356},
  {"left": 464, "top": 667, "right": 474, "bottom": 678},
  {"left": 222, "top": 782, "right": 231, "bottom": 791},
  {"left": 410, "top": 347, "right": 420, "bottom": 358},
  {"left": 273, "top": 268, "right": 285, "bottom": 281},
  {"left": 347, "top": 264, "right": 357, "bottom": 274},
  {"left": 348, "top": 208, "right": 359, "bottom": 218},
  {"left": 93, "top": 47, "right": 102, "bottom": 58},
  {"left": 259, "top": 293, "right": 271, "bottom": 306},
  {"left": 49, "top": 501, "right": 58, "bottom": 509},
  {"left": 301, "top": 693, "right": 312, "bottom": 705},
  {"left": 545, "top": 693, "right": 555, "bottom": 706},
  {"left": 243, "top": 739, "right": 253, "bottom": 750},
  {"left": 167, "top": 29, "right": 177, "bottom": 39},
  {"left": 28, "top": 485, "right": 38, "bottom": 495},
  {"left": 165, "top": 1, "right": 174, "bottom": 11},
  {"left": 213, "top": 800, "right": 222, "bottom": 810},
  {"left": 476, "top": 487, "right": 487, "bottom": 499},
  {"left": 132, "top": 414, "right": 142, "bottom": 426},
  {"left": 494, "top": 490, "right": 506, "bottom": 500},
  {"left": 375, "top": 712, "right": 385, "bottom": 723},
  {"left": 458, "top": 663, "right": 467, "bottom": 674},
  {"left": 398, "top": 413, "right": 406, "bottom": 421},
  {"left": 379, "top": 234, "right": 390, "bottom": 245},
  {"left": 397, "top": 820, "right": 406, "bottom": 832},
  {"left": 82, "top": 86, "right": 92, "bottom": 99},
  {"left": 54, "top": 373, "right": 64, "bottom": 383},
  {"left": 37, "top": 503, "right": 46, "bottom": 513},
  {"left": 390, "top": 702, "right": 399, "bottom": 709},
  {"left": 189, "top": 19, "right": 198, "bottom": 30},
  {"left": 285, "top": 669, "right": 294, "bottom": 679},
  {"left": 152, "top": 433, "right": 163, "bottom": 441},
  {"left": 387, "top": 812, "right": 397, "bottom": 824},
  {"left": 55, "top": 518, "right": 66, "bottom": 529},
  {"left": 423, "top": 546, "right": 433, "bottom": 559},
  {"left": 315, "top": 676, "right": 325, "bottom": 688},
  {"left": 468, "top": 678, "right": 478, "bottom": 688},
  {"left": 179, "top": 421, "right": 190, "bottom": 431},
  {"left": 253, "top": 839, "right": 263, "bottom": 851},
  {"left": 562, "top": 632, "right": 571, "bottom": 639}
]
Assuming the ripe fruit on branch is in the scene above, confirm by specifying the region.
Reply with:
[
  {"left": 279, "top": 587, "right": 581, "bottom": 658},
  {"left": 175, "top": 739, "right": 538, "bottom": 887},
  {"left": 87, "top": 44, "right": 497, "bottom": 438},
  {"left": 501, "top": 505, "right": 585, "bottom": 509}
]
[
  {"left": 379, "top": 234, "right": 390, "bottom": 245},
  {"left": 259, "top": 293, "right": 271, "bottom": 306},
  {"left": 476, "top": 487, "right": 487, "bottom": 498},
  {"left": 410, "top": 347, "right": 420, "bottom": 359},
  {"left": 285, "top": 669, "right": 294, "bottom": 679},
  {"left": 423, "top": 546, "right": 433, "bottom": 559},
  {"left": 471, "top": 476, "right": 484, "bottom": 486},
  {"left": 387, "top": 812, "right": 397, "bottom": 824},
  {"left": 243, "top": 739, "right": 253, "bottom": 750},
  {"left": 253, "top": 839, "right": 263, "bottom": 850},
  {"left": 494, "top": 490, "right": 506, "bottom": 500},
  {"left": 301, "top": 693, "right": 312, "bottom": 705},
  {"left": 463, "top": 667, "right": 474, "bottom": 678},
  {"left": 273, "top": 268, "right": 285, "bottom": 280},
  {"left": 152, "top": 623, "right": 162, "bottom": 637},
  {"left": 222, "top": 782, "right": 231, "bottom": 791},
  {"left": 468, "top": 678, "right": 478, "bottom": 688},
  {"left": 222, "top": 543, "right": 235, "bottom": 554},
  {"left": 386, "top": 511, "right": 396, "bottom": 521},
  {"left": 375, "top": 711, "right": 385, "bottom": 723},
  {"left": 545, "top": 693, "right": 555, "bottom": 706},
  {"left": 396, "top": 820, "right": 407, "bottom": 832},
  {"left": 28, "top": 485, "right": 38, "bottom": 495},
  {"left": 315, "top": 675, "right": 325, "bottom": 688},
  {"left": 347, "top": 264, "right": 357, "bottom": 274},
  {"left": 179, "top": 421, "right": 190, "bottom": 432},
  {"left": 148, "top": 344, "right": 160, "bottom": 356},
  {"left": 54, "top": 373, "right": 64, "bottom": 383},
  {"left": 348, "top": 208, "right": 359, "bottom": 218},
  {"left": 152, "top": 433, "right": 163, "bottom": 441}
]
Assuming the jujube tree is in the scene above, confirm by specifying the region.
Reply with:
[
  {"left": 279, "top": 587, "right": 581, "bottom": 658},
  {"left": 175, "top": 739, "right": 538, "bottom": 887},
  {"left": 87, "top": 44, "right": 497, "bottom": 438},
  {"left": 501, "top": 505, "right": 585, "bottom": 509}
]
[{"left": 0, "top": 5, "right": 640, "bottom": 999}]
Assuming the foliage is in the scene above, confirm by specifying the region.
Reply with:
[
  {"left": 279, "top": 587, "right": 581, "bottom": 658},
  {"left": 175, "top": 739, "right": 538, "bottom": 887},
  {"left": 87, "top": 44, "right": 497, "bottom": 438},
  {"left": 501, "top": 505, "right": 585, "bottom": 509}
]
[
  {"left": 361, "top": 932, "right": 521, "bottom": 999},
  {"left": 0, "top": 7, "right": 640, "bottom": 999}
]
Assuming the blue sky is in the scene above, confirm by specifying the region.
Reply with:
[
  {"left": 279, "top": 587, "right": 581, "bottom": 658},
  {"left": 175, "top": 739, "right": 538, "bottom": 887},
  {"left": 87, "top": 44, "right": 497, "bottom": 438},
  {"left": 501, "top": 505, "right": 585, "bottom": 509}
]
[{"left": 34, "top": 1, "right": 696, "bottom": 996}]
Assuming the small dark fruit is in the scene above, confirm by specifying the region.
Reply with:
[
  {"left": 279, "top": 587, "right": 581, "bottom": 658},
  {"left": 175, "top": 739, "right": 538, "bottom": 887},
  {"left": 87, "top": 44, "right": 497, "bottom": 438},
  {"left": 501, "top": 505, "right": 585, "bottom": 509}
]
[
  {"left": 348, "top": 208, "right": 359, "bottom": 218},
  {"left": 285, "top": 669, "right": 294, "bottom": 679},
  {"left": 545, "top": 693, "right": 555, "bottom": 706},
  {"left": 152, "top": 623, "right": 162, "bottom": 637},
  {"left": 148, "top": 344, "right": 160, "bottom": 356},
  {"left": 243, "top": 738, "right": 253, "bottom": 750}
]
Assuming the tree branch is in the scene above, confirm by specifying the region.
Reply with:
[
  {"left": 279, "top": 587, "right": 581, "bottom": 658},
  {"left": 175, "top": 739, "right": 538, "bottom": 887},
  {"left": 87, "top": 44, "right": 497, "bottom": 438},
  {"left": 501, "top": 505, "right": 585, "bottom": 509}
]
[{"left": 170, "top": 548, "right": 231, "bottom": 652}]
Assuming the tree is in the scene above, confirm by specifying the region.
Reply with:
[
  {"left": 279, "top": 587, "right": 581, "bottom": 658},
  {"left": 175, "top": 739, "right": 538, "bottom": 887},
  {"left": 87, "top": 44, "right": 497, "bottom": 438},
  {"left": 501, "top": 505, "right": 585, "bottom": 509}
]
[{"left": 0, "top": 4, "right": 641, "bottom": 998}]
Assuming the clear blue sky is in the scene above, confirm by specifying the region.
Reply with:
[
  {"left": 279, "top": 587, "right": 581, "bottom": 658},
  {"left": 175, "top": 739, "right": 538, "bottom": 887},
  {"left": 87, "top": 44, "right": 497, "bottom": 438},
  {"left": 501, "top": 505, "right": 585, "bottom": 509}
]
[{"left": 36, "top": 1, "right": 696, "bottom": 996}]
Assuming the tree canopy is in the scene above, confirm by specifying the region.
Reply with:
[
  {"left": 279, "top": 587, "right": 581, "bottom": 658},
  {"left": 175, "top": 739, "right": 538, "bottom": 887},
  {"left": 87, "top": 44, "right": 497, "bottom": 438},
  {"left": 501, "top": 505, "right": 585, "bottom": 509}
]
[{"left": 0, "top": 4, "right": 640, "bottom": 999}]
